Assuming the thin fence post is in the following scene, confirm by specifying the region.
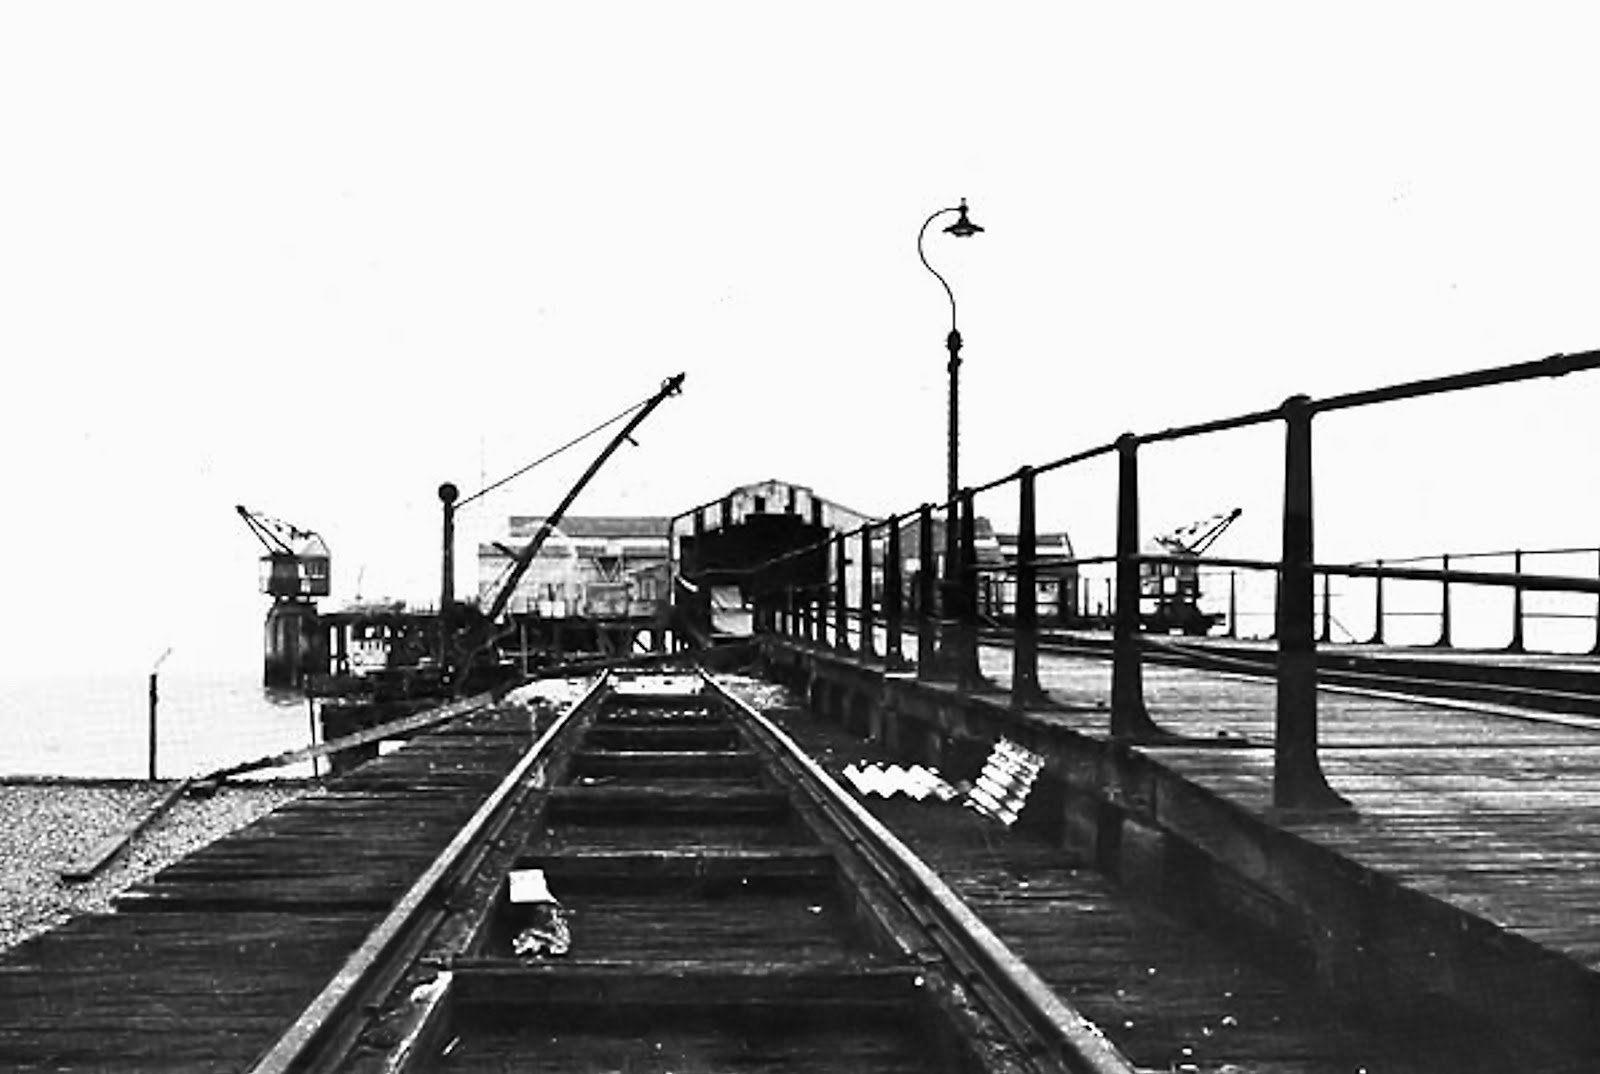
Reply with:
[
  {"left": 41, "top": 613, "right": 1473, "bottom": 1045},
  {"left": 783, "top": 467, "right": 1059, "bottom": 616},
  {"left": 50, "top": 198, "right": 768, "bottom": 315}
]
[
  {"left": 885, "top": 515, "right": 907, "bottom": 669},
  {"left": 1011, "top": 467, "right": 1046, "bottom": 707},
  {"left": 1111, "top": 434, "right": 1168, "bottom": 739},
  {"left": 859, "top": 525, "right": 877, "bottom": 661},
  {"left": 147, "top": 671, "right": 159, "bottom": 781},
  {"left": 1274, "top": 395, "right": 1351, "bottom": 815},
  {"left": 1507, "top": 549, "right": 1526, "bottom": 653}
]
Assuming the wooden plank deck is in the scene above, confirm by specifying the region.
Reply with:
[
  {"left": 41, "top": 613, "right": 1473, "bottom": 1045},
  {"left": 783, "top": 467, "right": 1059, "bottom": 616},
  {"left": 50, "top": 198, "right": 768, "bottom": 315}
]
[
  {"left": 749, "top": 681, "right": 1523, "bottom": 1073},
  {"left": 0, "top": 705, "right": 539, "bottom": 1072},
  {"left": 980, "top": 645, "right": 1600, "bottom": 975}
]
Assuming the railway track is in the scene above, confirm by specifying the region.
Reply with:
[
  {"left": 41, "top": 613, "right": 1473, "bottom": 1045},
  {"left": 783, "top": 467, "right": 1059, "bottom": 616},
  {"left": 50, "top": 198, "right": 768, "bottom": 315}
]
[
  {"left": 1007, "top": 630, "right": 1600, "bottom": 728},
  {"left": 248, "top": 669, "right": 1132, "bottom": 1074}
]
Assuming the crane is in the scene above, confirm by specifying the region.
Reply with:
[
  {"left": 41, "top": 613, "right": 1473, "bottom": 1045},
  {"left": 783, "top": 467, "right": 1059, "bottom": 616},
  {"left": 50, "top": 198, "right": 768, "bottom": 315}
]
[
  {"left": 1152, "top": 508, "right": 1242, "bottom": 557},
  {"left": 447, "top": 372, "right": 686, "bottom": 688},
  {"left": 1141, "top": 507, "right": 1241, "bottom": 634},
  {"left": 235, "top": 505, "right": 330, "bottom": 601}
]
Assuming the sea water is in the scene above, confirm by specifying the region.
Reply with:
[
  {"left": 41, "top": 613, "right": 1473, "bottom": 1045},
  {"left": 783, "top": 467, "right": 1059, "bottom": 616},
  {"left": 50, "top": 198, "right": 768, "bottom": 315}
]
[{"left": 0, "top": 669, "right": 319, "bottom": 780}]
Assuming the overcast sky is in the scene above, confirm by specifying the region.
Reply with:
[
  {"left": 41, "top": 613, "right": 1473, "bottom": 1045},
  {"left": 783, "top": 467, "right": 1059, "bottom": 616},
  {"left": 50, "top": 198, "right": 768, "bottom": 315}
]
[{"left": 5, "top": 4, "right": 1600, "bottom": 674}]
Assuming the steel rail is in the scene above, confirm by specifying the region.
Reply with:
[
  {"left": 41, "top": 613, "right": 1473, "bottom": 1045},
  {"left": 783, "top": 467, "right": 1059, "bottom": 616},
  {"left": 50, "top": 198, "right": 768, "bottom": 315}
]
[
  {"left": 1020, "top": 633, "right": 1600, "bottom": 731},
  {"left": 245, "top": 673, "right": 612, "bottom": 1074},
  {"left": 703, "top": 672, "right": 1137, "bottom": 1074}
]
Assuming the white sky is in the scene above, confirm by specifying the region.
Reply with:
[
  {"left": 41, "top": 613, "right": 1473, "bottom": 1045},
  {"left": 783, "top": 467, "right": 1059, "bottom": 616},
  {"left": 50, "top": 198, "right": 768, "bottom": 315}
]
[{"left": 4, "top": 4, "right": 1600, "bottom": 674}]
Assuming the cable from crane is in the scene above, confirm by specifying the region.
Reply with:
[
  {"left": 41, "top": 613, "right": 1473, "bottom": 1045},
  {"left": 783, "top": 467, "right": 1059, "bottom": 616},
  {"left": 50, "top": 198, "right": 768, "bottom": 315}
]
[{"left": 456, "top": 396, "right": 651, "bottom": 510}]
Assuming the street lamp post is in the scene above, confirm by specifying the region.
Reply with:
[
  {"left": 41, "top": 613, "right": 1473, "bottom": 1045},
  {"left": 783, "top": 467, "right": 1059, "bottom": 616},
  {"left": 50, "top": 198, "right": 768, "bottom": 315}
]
[
  {"left": 917, "top": 198, "right": 984, "bottom": 503},
  {"left": 918, "top": 199, "right": 984, "bottom": 683}
]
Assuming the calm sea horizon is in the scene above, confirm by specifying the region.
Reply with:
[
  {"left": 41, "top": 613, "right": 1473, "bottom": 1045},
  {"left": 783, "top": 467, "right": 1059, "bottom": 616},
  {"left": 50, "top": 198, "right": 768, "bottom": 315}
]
[{"left": 0, "top": 668, "right": 320, "bottom": 780}]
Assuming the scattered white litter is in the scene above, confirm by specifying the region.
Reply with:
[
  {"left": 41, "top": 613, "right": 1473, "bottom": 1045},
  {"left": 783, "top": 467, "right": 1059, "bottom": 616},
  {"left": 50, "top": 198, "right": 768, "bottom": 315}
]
[
  {"left": 841, "top": 762, "right": 959, "bottom": 802},
  {"left": 966, "top": 738, "right": 1046, "bottom": 826}
]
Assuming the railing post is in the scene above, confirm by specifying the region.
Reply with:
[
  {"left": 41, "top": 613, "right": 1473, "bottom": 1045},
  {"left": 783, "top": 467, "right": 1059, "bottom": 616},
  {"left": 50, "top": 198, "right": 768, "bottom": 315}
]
[
  {"left": 1318, "top": 571, "right": 1333, "bottom": 644},
  {"left": 1011, "top": 467, "right": 1047, "bottom": 708},
  {"left": 1592, "top": 550, "right": 1600, "bottom": 657},
  {"left": 1274, "top": 395, "right": 1352, "bottom": 816},
  {"left": 1226, "top": 570, "right": 1238, "bottom": 639},
  {"left": 932, "top": 497, "right": 963, "bottom": 680},
  {"left": 1434, "top": 553, "right": 1455, "bottom": 648},
  {"left": 917, "top": 505, "right": 938, "bottom": 679},
  {"left": 955, "top": 489, "right": 984, "bottom": 689},
  {"left": 1111, "top": 434, "right": 1169, "bottom": 740},
  {"left": 859, "top": 525, "right": 877, "bottom": 661},
  {"left": 1507, "top": 549, "right": 1526, "bottom": 653},
  {"left": 819, "top": 550, "right": 832, "bottom": 649},
  {"left": 884, "top": 515, "right": 908, "bottom": 669},
  {"left": 1369, "top": 561, "right": 1386, "bottom": 645},
  {"left": 833, "top": 535, "right": 850, "bottom": 654}
]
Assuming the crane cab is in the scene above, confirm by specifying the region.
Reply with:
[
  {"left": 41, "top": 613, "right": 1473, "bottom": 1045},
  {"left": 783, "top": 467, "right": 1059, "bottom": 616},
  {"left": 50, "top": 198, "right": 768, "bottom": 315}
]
[{"left": 260, "top": 541, "right": 331, "bottom": 599}]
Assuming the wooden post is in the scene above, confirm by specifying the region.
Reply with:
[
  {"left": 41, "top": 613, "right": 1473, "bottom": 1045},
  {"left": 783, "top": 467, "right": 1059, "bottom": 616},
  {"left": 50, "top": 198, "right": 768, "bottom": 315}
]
[
  {"left": 306, "top": 686, "right": 319, "bottom": 779},
  {"left": 147, "top": 672, "right": 158, "bottom": 781},
  {"left": 1274, "top": 395, "right": 1351, "bottom": 815},
  {"left": 1011, "top": 467, "right": 1046, "bottom": 707},
  {"left": 1318, "top": 571, "right": 1333, "bottom": 644}
]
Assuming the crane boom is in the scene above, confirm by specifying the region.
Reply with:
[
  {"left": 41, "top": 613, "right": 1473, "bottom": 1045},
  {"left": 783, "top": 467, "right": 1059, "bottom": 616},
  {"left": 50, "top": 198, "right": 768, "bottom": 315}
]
[{"left": 483, "top": 372, "right": 685, "bottom": 623}]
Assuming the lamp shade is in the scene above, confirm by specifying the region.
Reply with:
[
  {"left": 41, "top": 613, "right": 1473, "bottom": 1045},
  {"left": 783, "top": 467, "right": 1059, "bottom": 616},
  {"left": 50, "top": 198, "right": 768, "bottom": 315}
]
[{"left": 943, "top": 198, "right": 984, "bottom": 238}]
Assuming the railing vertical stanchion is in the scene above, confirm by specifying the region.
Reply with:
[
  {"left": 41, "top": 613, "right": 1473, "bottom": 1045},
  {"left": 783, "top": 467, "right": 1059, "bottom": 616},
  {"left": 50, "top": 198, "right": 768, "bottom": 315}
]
[
  {"left": 1227, "top": 570, "right": 1238, "bottom": 639},
  {"left": 1318, "top": 571, "right": 1333, "bottom": 644},
  {"left": 1507, "top": 549, "right": 1526, "bottom": 653},
  {"left": 859, "top": 525, "right": 877, "bottom": 661},
  {"left": 1011, "top": 467, "right": 1046, "bottom": 707},
  {"left": 931, "top": 497, "right": 963, "bottom": 681},
  {"left": 1370, "top": 561, "right": 1386, "bottom": 645},
  {"left": 816, "top": 544, "right": 830, "bottom": 649},
  {"left": 833, "top": 535, "right": 850, "bottom": 655},
  {"left": 1435, "top": 553, "right": 1454, "bottom": 648},
  {"left": 1274, "top": 395, "right": 1352, "bottom": 815},
  {"left": 956, "top": 488, "right": 983, "bottom": 689},
  {"left": 885, "top": 515, "right": 907, "bottom": 669},
  {"left": 1592, "top": 550, "right": 1600, "bottom": 657},
  {"left": 917, "top": 505, "right": 937, "bottom": 679},
  {"left": 1111, "top": 434, "right": 1167, "bottom": 739}
]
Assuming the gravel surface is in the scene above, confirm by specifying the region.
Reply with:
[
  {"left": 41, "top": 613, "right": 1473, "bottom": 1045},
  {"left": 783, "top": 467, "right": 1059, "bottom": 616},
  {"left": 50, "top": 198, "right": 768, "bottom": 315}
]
[{"left": 0, "top": 778, "right": 317, "bottom": 952}]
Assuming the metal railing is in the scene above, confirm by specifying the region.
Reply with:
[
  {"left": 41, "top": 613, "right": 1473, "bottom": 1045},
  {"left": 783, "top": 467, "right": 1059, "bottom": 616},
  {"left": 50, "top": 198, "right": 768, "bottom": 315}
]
[{"left": 687, "top": 349, "right": 1600, "bottom": 816}]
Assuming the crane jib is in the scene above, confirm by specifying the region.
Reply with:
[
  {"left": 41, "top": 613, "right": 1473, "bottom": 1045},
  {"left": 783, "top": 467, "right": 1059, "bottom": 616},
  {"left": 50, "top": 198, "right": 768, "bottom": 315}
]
[{"left": 478, "top": 372, "right": 686, "bottom": 629}]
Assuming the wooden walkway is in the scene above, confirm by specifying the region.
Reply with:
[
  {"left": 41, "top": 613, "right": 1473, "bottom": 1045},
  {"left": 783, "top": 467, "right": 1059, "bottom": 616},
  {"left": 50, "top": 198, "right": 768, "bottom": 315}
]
[
  {"left": 0, "top": 703, "right": 539, "bottom": 1072},
  {"left": 751, "top": 680, "right": 1524, "bottom": 1073},
  {"left": 979, "top": 645, "right": 1600, "bottom": 974}
]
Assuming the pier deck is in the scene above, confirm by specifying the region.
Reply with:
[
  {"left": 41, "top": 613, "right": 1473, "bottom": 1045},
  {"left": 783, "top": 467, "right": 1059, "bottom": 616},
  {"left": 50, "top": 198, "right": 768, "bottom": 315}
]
[
  {"left": 995, "top": 645, "right": 1600, "bottom": 973},
  {"left": 0, "top": 703, "right": 540, "bottom": 1072}
]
